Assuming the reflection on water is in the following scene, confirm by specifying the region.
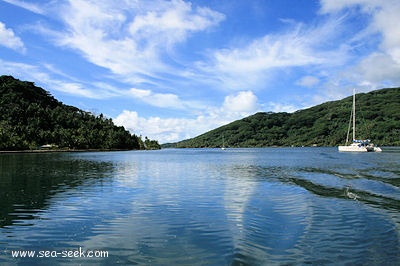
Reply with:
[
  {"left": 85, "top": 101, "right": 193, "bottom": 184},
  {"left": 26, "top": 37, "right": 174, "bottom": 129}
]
[
  {"left": 0, "top": 153, "right": 114, "bottom": 228},
  {"left": 1, "top": 148, "right": 400, "bottom": 265}
]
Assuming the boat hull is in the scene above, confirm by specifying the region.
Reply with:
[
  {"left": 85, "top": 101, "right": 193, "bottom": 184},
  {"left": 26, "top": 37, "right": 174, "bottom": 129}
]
[
  {"left": 338, "top": 144, "right": 382, "bottom": 152},
  {"left": 338, "top": 145, "right": 368, "bottom": 152}
]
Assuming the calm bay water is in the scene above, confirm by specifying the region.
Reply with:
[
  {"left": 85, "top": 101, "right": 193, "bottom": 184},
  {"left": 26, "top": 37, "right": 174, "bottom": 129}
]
[{"left": 0, "top": 147, "right": 399, "bottom": 265}]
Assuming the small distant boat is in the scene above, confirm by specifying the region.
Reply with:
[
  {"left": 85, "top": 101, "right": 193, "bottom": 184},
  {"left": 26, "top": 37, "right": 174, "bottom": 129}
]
[
  {"left": 221, "top": 135, "right": 226, "bottom": 150},
  {"left": 338, "top": 90, "right": 382, "bottom": 152}
]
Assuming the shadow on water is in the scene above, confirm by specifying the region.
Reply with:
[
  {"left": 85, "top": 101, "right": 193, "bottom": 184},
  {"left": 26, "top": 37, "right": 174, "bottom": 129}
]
[
  {"left": 0, "top": 153, "right": 114, "bottom": 228},
  {"left": 226, "top": 160, "right": 400, "bottom": 219},
  {"left": 289, "top": 177, "right": 400, "bottom": 212},
  {"left": 298, "top": 166, "right": 400, "bottom": 189}
]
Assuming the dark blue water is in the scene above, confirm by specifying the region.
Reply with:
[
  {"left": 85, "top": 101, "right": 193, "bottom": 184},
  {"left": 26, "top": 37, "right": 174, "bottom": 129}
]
[{"left": 1, "top": 147, "right": 399, "bottom": 265}]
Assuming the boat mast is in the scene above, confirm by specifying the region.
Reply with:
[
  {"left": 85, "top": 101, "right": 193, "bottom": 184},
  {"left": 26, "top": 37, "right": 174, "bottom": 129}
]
[
  {"left": 352, "top": 89, "right": 356, "bottom": 141},
  {"left": 345, "top": 108, "right": 352, "bottom": 145}
]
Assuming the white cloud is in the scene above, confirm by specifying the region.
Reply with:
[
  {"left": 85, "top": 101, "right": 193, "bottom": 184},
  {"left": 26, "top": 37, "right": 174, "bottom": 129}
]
[
  {"left": 296, "top": 76, "right": 320, "bottom": 87},
  {"left": 0, "top": 21, "right": 25, "bottom": 52},
  {"left": 199, "top": 16, "right": 348, "bottom": 90},
  {"left": 1, "top": 0, "right": 45, "bottom": 14},
  {"left": 265, "top": 102, "right": 298, "bottom": 113},
  {"left": 114, "top": 90, "right": 307, "bottom": 144},
  {"left": 0, "top": 59, "right": 117, "bottom": 99},
  {"left": 114, "top": 110, "right": 201, "bottom": 143},
  {"left": 319, "top": 0, "right": 385, "bottom": 14},
  {"left": 318, "top": 0, "right": 400, "bottom": 91},
  {"left": 222, "top": 91, "right": 259, "bottom": 113},
  {"left": 346, "top": 52, "right": 400, "bottom": 88},
  {"left": 53, "top": 0, "right": 224, "bottom": 82},
  {"left": 371, "top": 2, "right": 400, "bottom": 64},
  {"left": 128, "top": 88, "right": 184, "bottom": 109},
  {"left": 114, "top": 90, "right": 261, "bottom": 143},
  {"left": 54, "top": 82, "right": 101, "bottom": 99},
  {"left": 114, "top": 110, "right": 225, "bottom": 143},
  {"left": 320, "top": 0, "right": 400, "bottom": 62},
  {"left": 129, "top": 88, "right": 152, "bottom": 98},
  {"left": 128, "top": 0, "right": 224, "bottom": 46}
]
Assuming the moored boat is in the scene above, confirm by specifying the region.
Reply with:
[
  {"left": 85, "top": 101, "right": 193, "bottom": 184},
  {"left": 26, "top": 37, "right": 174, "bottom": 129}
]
[{"left": 338, "top": 90, "right": 382, "bottom": 152}]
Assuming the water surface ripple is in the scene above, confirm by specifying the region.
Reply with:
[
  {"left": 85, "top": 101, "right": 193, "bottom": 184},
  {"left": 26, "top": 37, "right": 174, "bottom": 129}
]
[{"left": 1, "top": 147, "right": 399, "bottom": 265}]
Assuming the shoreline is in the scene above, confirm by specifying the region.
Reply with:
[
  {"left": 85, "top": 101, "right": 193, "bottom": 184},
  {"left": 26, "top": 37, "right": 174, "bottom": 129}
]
[{"left": 0, "top": 149, "right": 136, "bottom": 154}]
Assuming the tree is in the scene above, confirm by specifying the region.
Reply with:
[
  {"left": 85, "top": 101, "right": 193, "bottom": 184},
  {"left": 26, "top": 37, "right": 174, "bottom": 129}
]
[{"left": 0, "top": 75, "right": 160, "bottom": 150}]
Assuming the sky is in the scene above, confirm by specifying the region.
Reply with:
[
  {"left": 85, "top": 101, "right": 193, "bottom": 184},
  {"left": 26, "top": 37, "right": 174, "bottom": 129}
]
[{"left": 1, "top": 0, "right": 400, "bottom": 143}]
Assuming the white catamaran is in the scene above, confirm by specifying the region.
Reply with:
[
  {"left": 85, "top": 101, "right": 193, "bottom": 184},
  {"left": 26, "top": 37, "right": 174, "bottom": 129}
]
[{"left": 338, "top": 90, "right": 382, "bottom": 152}]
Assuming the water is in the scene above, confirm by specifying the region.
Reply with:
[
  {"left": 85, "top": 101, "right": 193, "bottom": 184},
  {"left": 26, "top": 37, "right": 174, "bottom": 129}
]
[{"left": 0, "top": 147, "right": 399, "bottom": 265}]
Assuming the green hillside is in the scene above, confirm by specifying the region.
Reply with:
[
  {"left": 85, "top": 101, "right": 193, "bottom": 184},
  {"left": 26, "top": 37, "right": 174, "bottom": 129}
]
[
  {"left": 0, "top": 75, "right": 160, "bottom": 150},
  {"left": 167, "top": 88, "right": 400, "bottom": 148}
]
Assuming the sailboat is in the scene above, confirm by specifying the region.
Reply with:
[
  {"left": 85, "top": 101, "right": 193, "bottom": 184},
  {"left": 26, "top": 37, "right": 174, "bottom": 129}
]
[
  {"left": 221, "top": 135, "right": 226, "bottom": 150},
  {"left": 338, "top": 90, "right": 382, "bottom": 152}
]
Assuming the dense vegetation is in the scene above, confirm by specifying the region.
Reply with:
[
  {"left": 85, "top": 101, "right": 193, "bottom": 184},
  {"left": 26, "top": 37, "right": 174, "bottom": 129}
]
[
  {"left": 166, "top": 88, "right": 400, "bottom": 148},
  {"left": 0, "top": 75, "right": 160, "bottom": 150}
]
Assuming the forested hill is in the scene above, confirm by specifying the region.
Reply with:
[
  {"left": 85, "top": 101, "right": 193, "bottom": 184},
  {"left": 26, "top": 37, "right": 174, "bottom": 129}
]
[
  {"left": 166, "top": 88, "right": 400, "bottom": 148},
  {"left": 0, "top": 75, "right": 160, "bottom": 150}
]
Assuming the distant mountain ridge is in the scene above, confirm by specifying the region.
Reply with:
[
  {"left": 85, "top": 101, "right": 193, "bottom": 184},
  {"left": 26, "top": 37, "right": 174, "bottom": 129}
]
[
  {"left": 0, "top": 75, "right": 160, "bottom": 150},
  {"left": 164, "top": 88, "right": 400, "bottom": 148}
]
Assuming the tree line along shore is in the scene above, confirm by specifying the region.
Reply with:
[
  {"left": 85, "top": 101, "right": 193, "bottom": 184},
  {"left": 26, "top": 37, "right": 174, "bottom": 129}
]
[{"left": 0, "top": 75, "right": 160, "bottom": 151}]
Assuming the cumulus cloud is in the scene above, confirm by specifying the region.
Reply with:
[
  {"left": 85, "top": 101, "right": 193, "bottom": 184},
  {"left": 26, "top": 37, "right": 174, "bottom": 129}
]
[
  {"left": 222, "top": 91, "right": 259, "bottom": 113},
  {"left": 347, "top": 52, "right": 400, "bottom": 88},
  {"left": 114, "top": 110, "right": 206, "bottom": 143},
  {"left": 114, "top": 90, "right": 261, "bottom": 143},
  {"left": 0, "top": 22, "right": 25, "bottom": 52}
]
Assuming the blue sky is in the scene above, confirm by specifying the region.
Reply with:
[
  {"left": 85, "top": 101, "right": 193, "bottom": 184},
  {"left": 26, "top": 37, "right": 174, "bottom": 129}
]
[{"left": 1, "top": 0, "right": 400, "bottom": 143}]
